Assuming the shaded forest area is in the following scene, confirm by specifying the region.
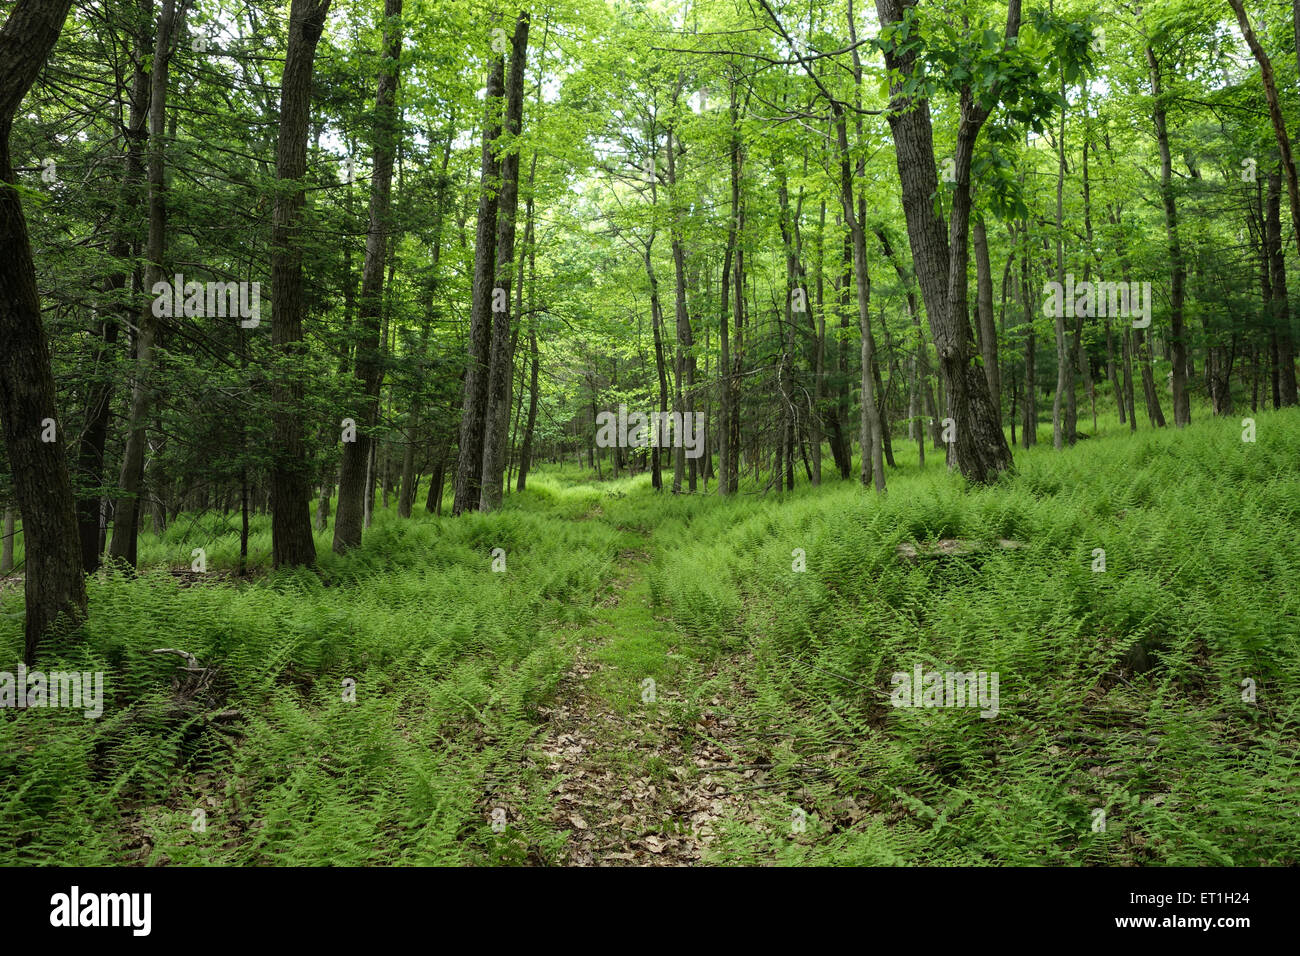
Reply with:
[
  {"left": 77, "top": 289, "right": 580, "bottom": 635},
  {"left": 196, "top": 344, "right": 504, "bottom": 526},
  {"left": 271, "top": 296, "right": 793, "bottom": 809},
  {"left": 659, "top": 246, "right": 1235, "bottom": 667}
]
[{"left": 0, "top": 0, "right": 1297, "bottom": 867}]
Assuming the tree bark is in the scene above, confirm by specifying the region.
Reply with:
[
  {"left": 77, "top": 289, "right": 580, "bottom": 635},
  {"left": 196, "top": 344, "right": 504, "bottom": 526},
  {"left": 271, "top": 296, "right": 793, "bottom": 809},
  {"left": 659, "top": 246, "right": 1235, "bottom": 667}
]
[
  {"left": 667, "top": 117, "right": 695, "bottom": 495},
  {"left": 333, "top": 0, "right": 402, "bottom": 551},
  {"left": 874, "top": 0, "right": 1015, "bottom": 483},
  {"left": 717, "top": 81, "right": 740, "bottom": 495},
  {"left": 1, "top": 507, "right": 14, "bottom": 574},
  {"left": 480, "top": 11, "right": 530, "bottom": 512},
  {"left": 77, "top": 0, "right": 151, "bottom": 572},
  {"left": 1266, "top": 169, "right": 1296, "bottom": 405},
  {"left": 1019, "top": 226, "right": 1037, "bottom": 447},
  {"left": 1051, "top": 79, "right": 1076, "bottom": 448},
  {"left": 973, "top": 217, "right": 1000, "bottom": 426},
  {"left": 0, "top": 0, "right": 87, "bottom": 663},
  {"left": 1145, "top": 44, "right": 1190, "bottom": 426},
  {"left": 269, "top": 0, "right": 330, "bottom": 567},
  {"left": 452, "top": 37, "right": 505, "bottom": 514},
  {"left": 109, "top": 0, "right": 181, "bottom": 569}
]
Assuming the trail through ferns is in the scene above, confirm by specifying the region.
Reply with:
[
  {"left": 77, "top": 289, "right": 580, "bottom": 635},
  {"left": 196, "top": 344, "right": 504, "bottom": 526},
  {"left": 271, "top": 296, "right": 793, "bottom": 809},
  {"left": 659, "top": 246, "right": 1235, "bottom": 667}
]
[{"left": 3, "top": 410, "right": 1298, "bottom": 865}]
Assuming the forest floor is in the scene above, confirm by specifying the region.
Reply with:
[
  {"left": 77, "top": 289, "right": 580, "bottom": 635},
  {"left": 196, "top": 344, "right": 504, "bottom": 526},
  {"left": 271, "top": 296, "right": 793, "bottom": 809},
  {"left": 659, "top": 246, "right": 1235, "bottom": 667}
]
[
  {"left": 519, "top": 536, "right": 791, "bottom": 866},
  {"left": 3, "top": 409, "right": 1299, "bottom": 865}
]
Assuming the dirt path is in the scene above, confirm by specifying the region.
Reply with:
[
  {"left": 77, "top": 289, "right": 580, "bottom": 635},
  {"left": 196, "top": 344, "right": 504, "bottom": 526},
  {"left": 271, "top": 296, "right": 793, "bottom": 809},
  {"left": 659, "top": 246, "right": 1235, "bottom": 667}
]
[{"left": 523, "top": 547, "right": 771, "bottom": 866}]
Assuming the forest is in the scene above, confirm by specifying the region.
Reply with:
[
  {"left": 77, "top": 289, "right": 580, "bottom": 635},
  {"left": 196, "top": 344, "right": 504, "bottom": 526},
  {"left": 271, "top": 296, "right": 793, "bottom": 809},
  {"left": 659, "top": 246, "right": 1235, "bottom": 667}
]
[{"left": 0, "top": 0, "right": 1297, "bottom": 868}]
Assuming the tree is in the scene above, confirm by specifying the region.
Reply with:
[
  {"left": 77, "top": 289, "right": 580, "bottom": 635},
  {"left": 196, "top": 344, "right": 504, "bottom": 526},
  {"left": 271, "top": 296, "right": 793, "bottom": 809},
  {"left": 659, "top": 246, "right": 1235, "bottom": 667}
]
[
  {"left": 873, "top": 0, "right": 1018, "bottom": 483},
  {"left": 1145, "top": 39, "right": 1190, "bottom": 426},
  {"left": 334, "top": 0, "right": 404, "bottom": 552},
  {"left": 1228, "top": 0, "right": 1298, "bottom": 406},
  {"left": 109, "top": 0, "right": 185, "bottom": 568},
  {"left": 453, "top": 26, "right": 506, "bottom": 515},
  {"left": 0, "top": 0, "right": 86, "bottom": 663},
  {"left": 269, "top": 0, "right": 332, "bottom": 567},
  {"left": 480, "top": 11, "right": 530, "bottom": 512}
]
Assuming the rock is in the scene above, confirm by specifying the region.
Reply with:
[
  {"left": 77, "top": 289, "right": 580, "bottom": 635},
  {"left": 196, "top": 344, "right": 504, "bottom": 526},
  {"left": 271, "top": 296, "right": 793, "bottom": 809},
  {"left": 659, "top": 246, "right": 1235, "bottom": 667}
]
[{"left": 897, "top": 538, "right": 1026, "bottom": 562}]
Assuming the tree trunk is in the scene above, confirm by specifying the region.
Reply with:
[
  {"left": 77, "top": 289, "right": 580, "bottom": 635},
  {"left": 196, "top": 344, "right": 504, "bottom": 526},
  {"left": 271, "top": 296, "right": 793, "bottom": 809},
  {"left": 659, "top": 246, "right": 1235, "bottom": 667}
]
[
  {"left": 717, "top": 83, "right": 740, "bottom": 495},
  {"left": 727, "top": 105, "right": 745, "bottom": 493},
  {"left": 77, "top": 0, "right": 151, "bottom": 572},
  {"left": 667, "top": 118, "right": 695, "bottom": 495},
  {"left": 644, "top": 207, "right": 670, "bottom": 492},
  {"left": 874, "top": 0, "right": 1015, "bottom": 483},
  {"left": 831, "top": 112, "right": 883, "bottom": 491},
  {"left": 480, "top": 12, "right": 530, "bottom": 512},
  {"left": 1266, "top": 169, "right": 1296, "bottom": 405},
  {"left": 109, "top": 0, "right": 180, "bottom": 569},
  {"left": 516, "top": 323, "right": 539, "bottom": 491},
  {"left": 333, "top": 0, "right": 402, "bottom": 551},
  {"left": 452, "top": 33, "right": 505, "bottom": 515},
  {"left": 1, "top": 507, "right": 14, "bottom": 574},
  {"left": 973, "top": 217, "right": 1000, "bottom": 425},
  {"left": 269, "top": 0, "right": 330, "bottom": 567},
  {"left": 1051, "top": 77, "right": 1076, "bottom": 449},
  {"left": 0, "top": 0, "right": 87, "bottom": 662},
  {"left": 1018, "top": 222, "right": 1037, "bottom": 447},
  {"left": 1146, "top": 44, "right": 1190, "bottom": 426}
]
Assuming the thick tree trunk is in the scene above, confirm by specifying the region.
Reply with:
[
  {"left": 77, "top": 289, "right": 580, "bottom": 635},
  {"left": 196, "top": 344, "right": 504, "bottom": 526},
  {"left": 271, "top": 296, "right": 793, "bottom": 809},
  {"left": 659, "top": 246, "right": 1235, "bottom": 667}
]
[
  {"left": 874, "top": 0, "right": 1015, "bottom": 483},
  {"left": 269, "top": 0, "right": 330, "bottom": 567},
  {"left": 452, "top": 39, "right": 505, "bottom": 514},
  {"left": 480, "top": 12, "right": 530, "bottom": 512},
  {"left": 0, "top": 0, "right": 87, "bottom": 663}
]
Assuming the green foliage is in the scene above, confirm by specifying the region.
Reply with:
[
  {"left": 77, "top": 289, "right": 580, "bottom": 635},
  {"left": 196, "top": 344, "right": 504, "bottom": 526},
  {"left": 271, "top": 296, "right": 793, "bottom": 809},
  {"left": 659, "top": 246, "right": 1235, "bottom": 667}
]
[
  {"left": 645, "top": 410, "right": 1300, "bottom": 865},
  {"left": 0, "top": 479, "right": 621, "bottom": 865}
]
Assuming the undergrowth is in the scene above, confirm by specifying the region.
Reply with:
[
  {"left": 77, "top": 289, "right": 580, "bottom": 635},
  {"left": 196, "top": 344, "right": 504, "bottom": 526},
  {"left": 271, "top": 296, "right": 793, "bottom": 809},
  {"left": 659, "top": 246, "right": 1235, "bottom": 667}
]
[{"left": 2, "top": 409, "right": 1297, "bottom": 865}]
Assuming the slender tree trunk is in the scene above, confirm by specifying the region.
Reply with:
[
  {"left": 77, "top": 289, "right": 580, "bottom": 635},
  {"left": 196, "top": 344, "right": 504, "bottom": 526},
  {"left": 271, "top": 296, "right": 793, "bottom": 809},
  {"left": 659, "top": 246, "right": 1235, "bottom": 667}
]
[
  {"left": 1266, "top": 168, "right": 1296, "bottom": 405},
  {"left": 1051, "top": 74, "right": 1076, "bottom": 449},
  {"left": 78, "top": 0, "right": 151, "bottom": 572},
  {"left": 1, "top": 507, "right": 14, "bottom": 575},
  {"left": 810, "top": 200, "right": 826, "bottom": 485},
  {"left": 830, "top": 113, "right": 883, "bottom": 490},
  {"left": 1019, "top": 227, "right": 1037, "bottom": 447},
  {"left": 516, "top": 323, "right": 539, "bottom": 491},
  {"left": 109, "top": 0, "right": 181, "bottom": 569},
  {"left": 333, "top": 0, "right": 402, "bottom": 551},
  {"left": 667, "top": 118, "right": 695, "bottom": 495},
  {"left": 717, "top": 83, "right": 740, "bottom": 495},
  {"left": 1146, "top": 45, "right": 1190, "bottom": 426},
  {"left": 728, "top": 107, "right": 745, "bottom": 494},
  {"left": 647, "top": 240, "right": 670, "bottom": 491},
  {"left": 973, "top": 217, "right": 1000, "bottom": 426}
]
